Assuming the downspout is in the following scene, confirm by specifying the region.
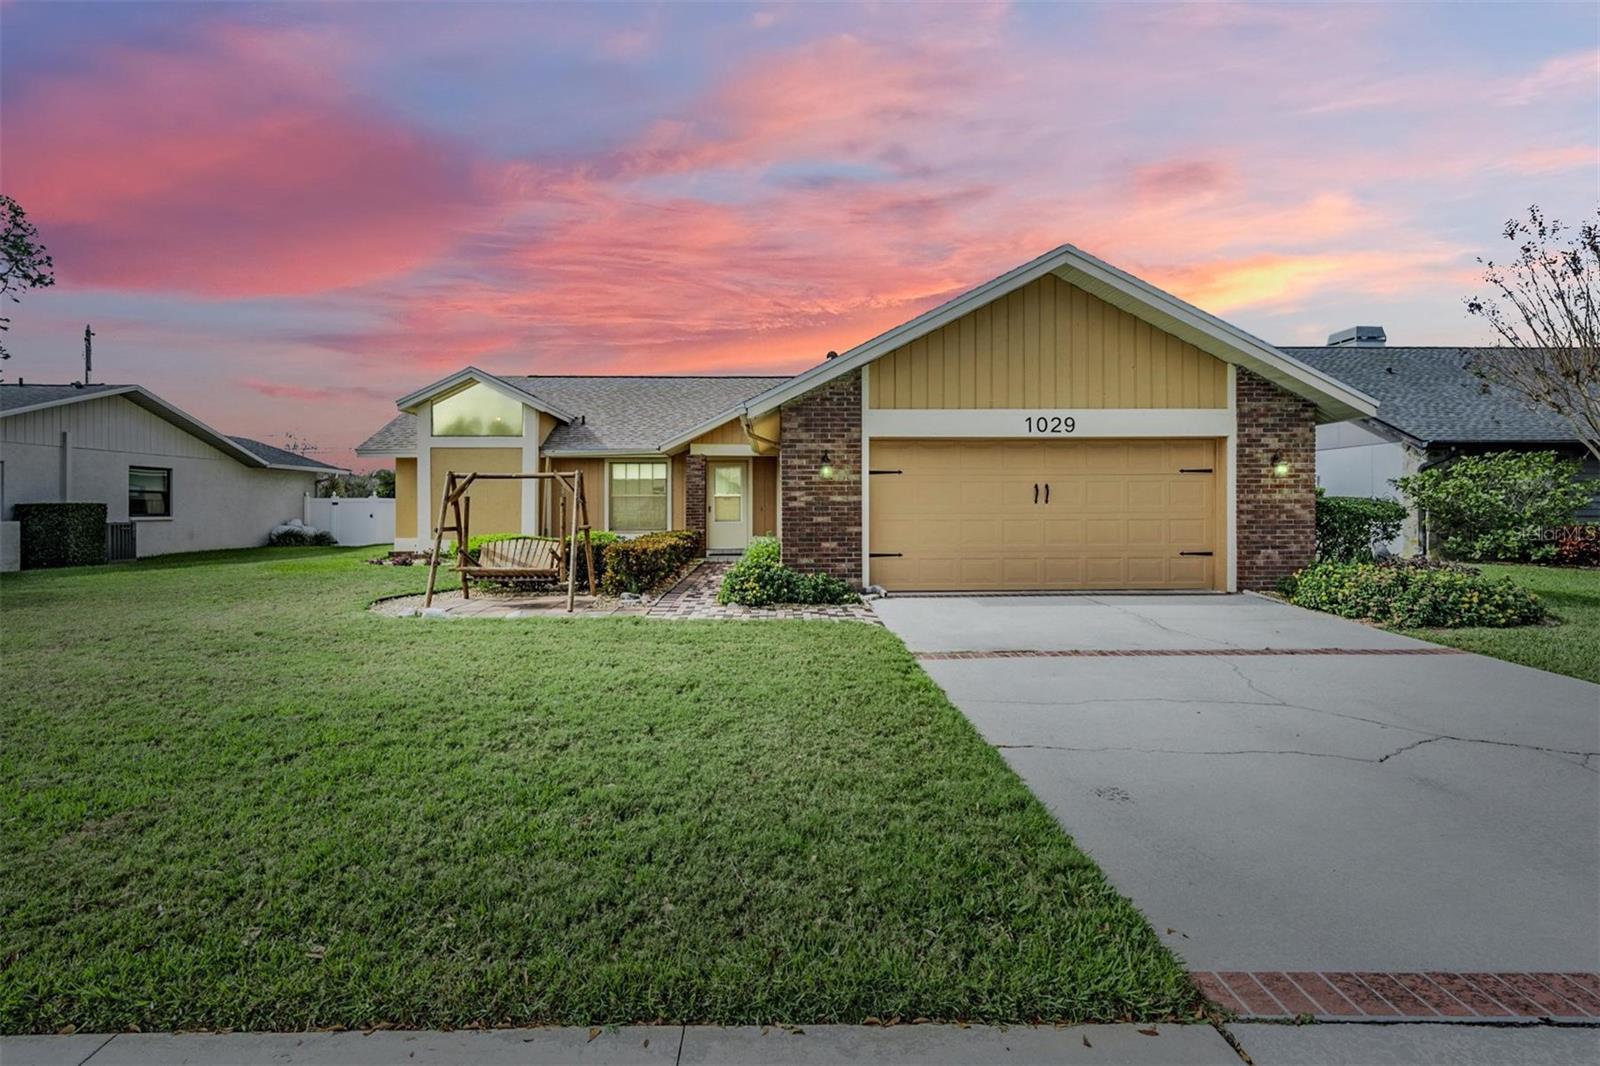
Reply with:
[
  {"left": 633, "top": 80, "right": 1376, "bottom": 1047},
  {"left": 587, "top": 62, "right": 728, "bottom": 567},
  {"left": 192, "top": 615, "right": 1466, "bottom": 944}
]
[
  {"left": 1413, "top": 445, "right": 1457, "bottom": 558},
  {"left": 738, "top": 410, "right": 779, "bottom": 453}
]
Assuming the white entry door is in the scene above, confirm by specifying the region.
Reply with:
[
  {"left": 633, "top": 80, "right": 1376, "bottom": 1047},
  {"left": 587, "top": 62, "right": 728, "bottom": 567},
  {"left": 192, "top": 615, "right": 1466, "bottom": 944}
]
[{"left": 707, "top": 461, "right": 750, "bottom": 551}]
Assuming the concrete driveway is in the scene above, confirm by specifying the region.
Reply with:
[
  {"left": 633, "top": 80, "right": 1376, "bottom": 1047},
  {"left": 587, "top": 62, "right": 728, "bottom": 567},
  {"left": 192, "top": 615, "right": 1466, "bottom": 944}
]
[{"left": 875, "top": 593, "right": 1600, "bottom": 976}]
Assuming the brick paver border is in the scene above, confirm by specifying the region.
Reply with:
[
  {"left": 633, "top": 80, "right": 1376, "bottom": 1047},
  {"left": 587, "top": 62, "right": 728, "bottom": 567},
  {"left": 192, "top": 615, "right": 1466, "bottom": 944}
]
[
  {"left": 917, "top": 647, "right": 1467, "bottom": 660},
  {"left": 1192, "top": 971, "right": 1600, "bottom": 1021}
]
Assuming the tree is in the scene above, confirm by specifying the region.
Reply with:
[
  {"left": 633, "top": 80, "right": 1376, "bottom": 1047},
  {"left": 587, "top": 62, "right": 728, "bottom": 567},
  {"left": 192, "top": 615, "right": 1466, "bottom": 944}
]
[
  {"left": 1465, "top": 205, "right": 1600, "bottom": 462},
  {"left": 0, "top": 195, "right": 56, "bottom": 370}
]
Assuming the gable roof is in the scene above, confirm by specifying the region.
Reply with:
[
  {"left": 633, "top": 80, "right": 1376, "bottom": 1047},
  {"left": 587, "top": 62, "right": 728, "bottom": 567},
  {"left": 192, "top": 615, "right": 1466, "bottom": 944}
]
[
  {"left": 732, "top": 243, "right": 1378, "bottom": 424},
  {"left": 355, "top": 376, "right": 788, "bottom": 457},
  {"left": 394, "top": 366, "right": 577, "bottom": 422},
  {"left": 0, "top": 383, "right": 347, "bottom": 471},
  {"left": 1284, "top": 347, "right": 1577, "bottom": 445}
]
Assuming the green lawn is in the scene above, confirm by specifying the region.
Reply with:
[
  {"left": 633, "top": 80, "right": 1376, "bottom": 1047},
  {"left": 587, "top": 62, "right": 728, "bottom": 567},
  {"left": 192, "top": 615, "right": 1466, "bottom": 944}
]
[
  {"left": 0, "top": 547, "right": 1193, "bottom": 1033},
  {"left": 1403, "top": 564, "right": 1600, "bottom": 684}
]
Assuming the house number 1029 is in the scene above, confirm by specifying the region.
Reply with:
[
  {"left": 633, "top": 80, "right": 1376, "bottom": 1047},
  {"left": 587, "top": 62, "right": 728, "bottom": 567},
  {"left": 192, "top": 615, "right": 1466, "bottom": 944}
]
[{"left": 1025, "top": 415, "right": 1077, "bottom": 434}]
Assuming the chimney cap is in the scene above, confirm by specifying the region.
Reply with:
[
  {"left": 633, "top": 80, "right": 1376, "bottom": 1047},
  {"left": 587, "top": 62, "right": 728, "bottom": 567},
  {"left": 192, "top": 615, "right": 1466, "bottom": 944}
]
[{"left": 1327, "top": 325, "right": 1386, "bottom": 347}]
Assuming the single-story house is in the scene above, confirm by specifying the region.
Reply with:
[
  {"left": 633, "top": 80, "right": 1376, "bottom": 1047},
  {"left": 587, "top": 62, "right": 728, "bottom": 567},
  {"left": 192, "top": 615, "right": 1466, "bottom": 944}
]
[
  {"left": 1290, "top": 332, "right": 1599, "bottom": 556},
  {"left": 1, "top": 382, "right": 345, "bottom": 568},
  {"left": 358, "top": 245, "right": 1382, "bottom": 592}
]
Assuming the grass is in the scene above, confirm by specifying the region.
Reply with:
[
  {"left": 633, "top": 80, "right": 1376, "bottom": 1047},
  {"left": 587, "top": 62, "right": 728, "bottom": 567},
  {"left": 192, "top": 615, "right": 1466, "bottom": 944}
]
[
  {"left": 1402, "top": 564, "right": 1600, "bottom": 684},
  {"left": 0, "top": 547, "right": 1193, "bottom": 1033}
]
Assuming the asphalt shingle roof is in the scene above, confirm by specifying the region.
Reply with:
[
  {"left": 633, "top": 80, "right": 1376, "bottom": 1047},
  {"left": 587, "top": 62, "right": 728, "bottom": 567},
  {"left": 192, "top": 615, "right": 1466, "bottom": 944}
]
[
  {"left": 0, "top": 382, "right": 127, "bottom": 411},
  {"left": 228, "top": 436, "right": 344, "bottom": 471},
  {"left": 355, "top": 376, "right": 789, "bottom": 455},
  {"left": 1283, "top": 347, "right": 1577, "bottom": 445}
]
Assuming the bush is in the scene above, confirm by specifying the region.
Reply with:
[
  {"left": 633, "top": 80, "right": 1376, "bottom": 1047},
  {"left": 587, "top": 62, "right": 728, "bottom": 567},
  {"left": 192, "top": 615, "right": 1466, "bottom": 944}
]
[
  {"left": 1316, "top": 492, "right": 1407, "bottom": 562},
  {"left": 1286, "top": 559, "right": 1545, "bottom": 628},
  {"left": 15, "top": 502, "right": 107, "bottom": 569},
  {"left": 1394, "top": 451, "right": 1590, "bottom": 561},
  {"left": 717, "top": 537, "right": 859, "bottom": 607},
  {"left": 600, "top": 530, "right": 700, "bottom": 595},
  {"left": 268, "top": 524, "right": 336, "bottom": 547},
  {"left": 1554, "top": 524, "right": 1600, "bottom": 567}
]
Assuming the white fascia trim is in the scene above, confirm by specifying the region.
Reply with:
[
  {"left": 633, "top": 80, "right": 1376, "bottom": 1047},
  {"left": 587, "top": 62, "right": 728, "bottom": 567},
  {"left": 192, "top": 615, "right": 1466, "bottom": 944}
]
[
  {"left": 689, "top": 443, "right": 760, "bottom": 457},
  {"left": 353, "top": 448, "right": 412, "bottom": 459},
  {"left": 543, "top": 449, "right": 671, "bottom": 459},
  {"left": 864, "top": 408, "right": 1234, "bottom": 438},
  {"left": 394, "top": 366, "right": 576, "bottom": 423},
  {"left": 737, "top": 243, "right": 1379, "bottom": 423},
  {"left": 7, "top": 385, "right": 279, "bottom": 470}
]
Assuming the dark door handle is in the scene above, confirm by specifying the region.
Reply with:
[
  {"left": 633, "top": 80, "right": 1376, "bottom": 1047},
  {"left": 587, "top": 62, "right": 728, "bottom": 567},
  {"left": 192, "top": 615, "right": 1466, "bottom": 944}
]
[
  {"left": 1045, "top": 483, "right": 1050, "bottom": 504},
  {"left": 1034, "top": 483, "right": 1039, "bottom": 504}
]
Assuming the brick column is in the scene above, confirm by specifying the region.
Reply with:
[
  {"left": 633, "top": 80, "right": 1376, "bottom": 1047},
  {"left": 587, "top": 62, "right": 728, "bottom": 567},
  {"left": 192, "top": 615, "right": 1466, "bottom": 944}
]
[
  {"left": 1235, "top": 367, "right": 1318, "bottom": 590},
  {"left": 779, "top": 370, "right": 862, "bottom": 585},
  {"left": 684, "top": 453, "right": 707, "bottom": 546}
]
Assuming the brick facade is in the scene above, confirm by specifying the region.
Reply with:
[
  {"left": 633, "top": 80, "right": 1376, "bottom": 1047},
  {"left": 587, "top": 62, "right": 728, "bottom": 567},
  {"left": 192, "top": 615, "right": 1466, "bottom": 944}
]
[
  {"left": 683, "top": 453, "right": 707, "bottom": 544},
  {"left": 1235, "top": 367, "right": 1318, "bottom": 590},
  {"left": 779, "top": 370, "right": 862, "bottom": 585}
]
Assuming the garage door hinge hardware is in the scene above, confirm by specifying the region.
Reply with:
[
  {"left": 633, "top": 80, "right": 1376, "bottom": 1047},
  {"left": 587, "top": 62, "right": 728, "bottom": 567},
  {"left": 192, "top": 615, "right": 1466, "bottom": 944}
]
[
  {"left": 1179, "top": 551, "right": 1214, "bottom": 556},
  {"left": 1178, "top": 467, "right": 1214, "bottom": 473},
  {"left": 868, "top": 469, "right": 903, "bottom": 475},
  {"left": 869, "top": 552, "right": 903, "bottom": 558}
]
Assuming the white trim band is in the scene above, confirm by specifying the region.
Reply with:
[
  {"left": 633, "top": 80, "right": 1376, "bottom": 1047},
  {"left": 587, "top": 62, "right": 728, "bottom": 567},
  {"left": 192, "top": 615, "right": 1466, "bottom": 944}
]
[{"left": 863, "top": 407, "right": 1234, "bottom": 439}]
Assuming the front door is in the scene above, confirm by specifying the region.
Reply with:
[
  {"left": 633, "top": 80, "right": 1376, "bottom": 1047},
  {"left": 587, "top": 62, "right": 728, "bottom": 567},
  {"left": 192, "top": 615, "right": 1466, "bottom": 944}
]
[{"left": 707, "top": 460, "right": 749, "bottom": 551}]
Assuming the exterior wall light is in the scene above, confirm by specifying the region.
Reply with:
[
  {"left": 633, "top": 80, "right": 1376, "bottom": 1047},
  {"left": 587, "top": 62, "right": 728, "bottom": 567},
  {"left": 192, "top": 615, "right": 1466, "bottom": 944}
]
[
  {"left": 819, "top": 451, "right": 835, "bottom": 479},
  {"left": 1271, "top": 452, "right": 1290, "bottom": 477}
]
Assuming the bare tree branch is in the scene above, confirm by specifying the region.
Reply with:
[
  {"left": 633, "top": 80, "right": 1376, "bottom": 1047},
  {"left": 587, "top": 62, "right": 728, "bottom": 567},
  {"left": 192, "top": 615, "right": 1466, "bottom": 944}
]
[{"left": 1465, "top": 205, "right": 1600, "bottom": 463}]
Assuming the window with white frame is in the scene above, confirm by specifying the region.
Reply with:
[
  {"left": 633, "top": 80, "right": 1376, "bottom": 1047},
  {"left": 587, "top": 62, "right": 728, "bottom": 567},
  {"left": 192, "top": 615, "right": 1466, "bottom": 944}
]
[
  {"left": 129, "top": 466, "right": 171, "bottom": 517},
  {"left": 608, "top": 461, "right": 668, "bottom": 532}
]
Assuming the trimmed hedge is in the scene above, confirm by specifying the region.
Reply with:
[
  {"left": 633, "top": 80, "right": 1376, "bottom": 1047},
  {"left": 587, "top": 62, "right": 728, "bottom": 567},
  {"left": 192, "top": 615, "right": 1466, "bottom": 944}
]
[
  {"left": 717, "top": 536, "right": 859, "bottom": 607},
  {"left": 1284, "top": 558, "right": 1544, "bottom": 628},
  {"left": 1394, "top": 450, "right": 1590, "bottom": 561},
  {"left": 600, "top": 530, "right": 700, "bottom": 595},
  {"left": 15, "top": 503, "right": 108, "bottom": 569},
  {"left": 1315, "top": 492, "right": 1407, "bottom": 562}
]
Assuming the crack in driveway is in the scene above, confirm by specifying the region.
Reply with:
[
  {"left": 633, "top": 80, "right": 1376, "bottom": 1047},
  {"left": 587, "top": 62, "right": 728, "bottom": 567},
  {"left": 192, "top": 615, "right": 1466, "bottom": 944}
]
[{"left": 995, "top": 734, "right": 1599, "bottom": 767}]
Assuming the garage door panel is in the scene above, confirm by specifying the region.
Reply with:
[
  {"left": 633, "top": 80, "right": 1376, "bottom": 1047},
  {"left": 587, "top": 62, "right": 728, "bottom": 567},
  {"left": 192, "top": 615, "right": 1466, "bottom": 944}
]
[{"left": 869, "top": 438, "right": 1221, "bottom": 591}]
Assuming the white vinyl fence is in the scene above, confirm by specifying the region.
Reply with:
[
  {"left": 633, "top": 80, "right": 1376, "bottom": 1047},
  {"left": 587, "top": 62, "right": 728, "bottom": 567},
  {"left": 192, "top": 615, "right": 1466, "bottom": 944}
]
[{"left": 303, "top": 494, "right": 394, "bottom": 546}]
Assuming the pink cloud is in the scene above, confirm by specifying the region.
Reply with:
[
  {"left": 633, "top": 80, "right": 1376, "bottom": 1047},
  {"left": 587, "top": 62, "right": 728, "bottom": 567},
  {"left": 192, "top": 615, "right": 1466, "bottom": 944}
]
[{"left": 5, "top": 24, "right": 483, "bottom": 297}]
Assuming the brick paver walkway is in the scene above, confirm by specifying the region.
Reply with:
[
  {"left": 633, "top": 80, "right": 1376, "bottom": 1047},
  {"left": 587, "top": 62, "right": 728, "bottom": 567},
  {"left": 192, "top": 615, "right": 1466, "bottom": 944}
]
[
  {"left": 647, "top": 561, "right": 879, "bottom": 623},
  {"left": 1193, "top": 970, "right": 1600, "bottom": 1021}
]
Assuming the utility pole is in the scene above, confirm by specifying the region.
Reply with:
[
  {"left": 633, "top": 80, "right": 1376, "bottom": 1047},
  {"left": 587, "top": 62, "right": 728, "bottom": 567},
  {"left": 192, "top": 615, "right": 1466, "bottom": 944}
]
[{"left": 83, "top": 324, "right": 94, "bottom": 385}]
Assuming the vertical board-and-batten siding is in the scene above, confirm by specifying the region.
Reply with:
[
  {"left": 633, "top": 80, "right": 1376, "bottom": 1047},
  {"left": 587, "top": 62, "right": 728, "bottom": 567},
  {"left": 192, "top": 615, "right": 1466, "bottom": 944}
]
[
  {"left": 869, "top": 275, "right": 1227, "bottom": 410},
  {"left": 1, "top": 394, "right": 233, "bottom": 458},
  {"left": 394, "top": 458, "right": 418, "bottom": 539}
]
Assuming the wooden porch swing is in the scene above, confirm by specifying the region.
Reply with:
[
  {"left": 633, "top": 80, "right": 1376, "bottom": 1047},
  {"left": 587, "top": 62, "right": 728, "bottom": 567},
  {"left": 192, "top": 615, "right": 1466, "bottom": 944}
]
[{"left": 422, "top": 470, "right": 596, "bottom": 612}]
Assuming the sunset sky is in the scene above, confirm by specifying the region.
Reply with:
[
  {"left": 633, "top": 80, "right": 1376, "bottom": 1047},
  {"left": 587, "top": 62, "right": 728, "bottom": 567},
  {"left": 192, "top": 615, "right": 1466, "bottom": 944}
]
[{"left": 3, "top": 1, "right": 1596, "bottom": 468}]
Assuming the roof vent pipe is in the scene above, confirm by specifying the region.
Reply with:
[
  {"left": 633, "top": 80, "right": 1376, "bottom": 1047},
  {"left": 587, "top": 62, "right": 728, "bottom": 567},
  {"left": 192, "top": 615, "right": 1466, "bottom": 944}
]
[{"left": 1326, "top": 325, "right": 1386, "bottom": 347}]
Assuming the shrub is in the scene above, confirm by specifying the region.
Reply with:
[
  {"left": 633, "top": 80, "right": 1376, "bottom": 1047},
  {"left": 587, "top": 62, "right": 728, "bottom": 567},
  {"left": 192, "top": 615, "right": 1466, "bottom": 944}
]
[
  {"left": 1554, "top": 524, "right": 1600, "bottom": 567},
  {"left": 268, "top": 525, "right": 336, "bottom": 547},
  {"left": 1315, "top": 492, "right": 1407, "bottom": 562},
  {"left": 717, "top": 538, "right": 859, "bottom": 607},
  {"left": 599, "top": 530, "right": 701, "bottom": 595},
  {"left": 1286, "top": 559, "right": 1545, "bottom": 628},
  {"left": 15, "top": 503, "right": 107, "bottom": 569},
  {"left": 1394, "top": 451, "right": 1590, "bottom": 561}
]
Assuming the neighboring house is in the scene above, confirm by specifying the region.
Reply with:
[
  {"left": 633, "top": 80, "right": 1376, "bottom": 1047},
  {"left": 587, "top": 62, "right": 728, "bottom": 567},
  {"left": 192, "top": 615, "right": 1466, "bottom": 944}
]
[
  {"left": 1288, "top": 334, "right": 1599, "bottom": 556},
  {"left": 0, "top": 383, "right": 344, "bottom": 567},
  {"left": 358, "top": 244, "right": 1379, "bottom": 592}
]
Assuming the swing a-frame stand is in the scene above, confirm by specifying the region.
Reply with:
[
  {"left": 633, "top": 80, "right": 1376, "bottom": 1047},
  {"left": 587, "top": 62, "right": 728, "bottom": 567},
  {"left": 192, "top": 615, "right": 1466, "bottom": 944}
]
[{"left": 422, "top": 470, "right": 596, "bottom": 613}]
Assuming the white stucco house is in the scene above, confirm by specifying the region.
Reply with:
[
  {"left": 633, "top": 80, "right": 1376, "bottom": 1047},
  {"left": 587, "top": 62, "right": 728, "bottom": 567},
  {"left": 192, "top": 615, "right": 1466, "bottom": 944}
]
[
  {"left": 1289, "top": 332, "right": 1599, "bottom": 556},
  {"left": 0, "top": 382, "right": 344, "bottom": 569}
]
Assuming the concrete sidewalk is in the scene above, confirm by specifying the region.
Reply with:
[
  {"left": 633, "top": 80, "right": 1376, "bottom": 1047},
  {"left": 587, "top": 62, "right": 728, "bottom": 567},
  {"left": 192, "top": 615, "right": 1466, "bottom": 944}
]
[
  {"left": 9, "top": 1021, "right": 1599, "bottom": 1065},
  {"left": 2, "top": 1024, "right": 1236, "bottom": 1065}
]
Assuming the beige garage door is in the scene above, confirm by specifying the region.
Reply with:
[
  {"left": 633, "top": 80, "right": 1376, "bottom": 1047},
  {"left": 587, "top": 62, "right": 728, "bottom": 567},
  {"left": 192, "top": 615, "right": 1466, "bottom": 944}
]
[{"left": 869, "top": 438, "right": 1223, "bottom": 591}]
